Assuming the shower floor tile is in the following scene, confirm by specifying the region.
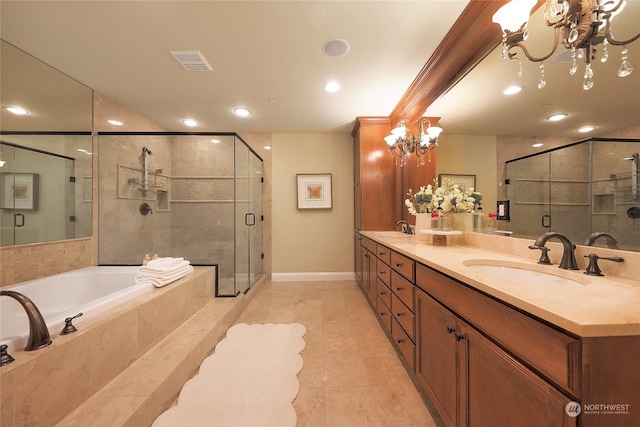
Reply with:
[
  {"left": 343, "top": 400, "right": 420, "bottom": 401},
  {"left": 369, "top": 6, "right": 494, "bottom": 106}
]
[{"left": 235, "top": 281, "right": 439, "bottom": 427}]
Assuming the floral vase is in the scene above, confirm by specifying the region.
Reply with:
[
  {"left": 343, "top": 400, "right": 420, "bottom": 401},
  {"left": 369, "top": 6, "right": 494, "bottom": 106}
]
[{"left": 452, "top": 213, "right": 473, "bottom": 232}]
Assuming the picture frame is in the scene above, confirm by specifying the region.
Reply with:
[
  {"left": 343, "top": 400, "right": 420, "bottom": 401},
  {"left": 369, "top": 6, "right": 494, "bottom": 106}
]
[
  {"left": 296, "top": 173, "right": 332, "bottom": 210},
  {"left": 0, "top": 173, "right": 39, "bottom": 210},
  {"left": 438, "top": 173, "right": 476, "bottom": 191}
]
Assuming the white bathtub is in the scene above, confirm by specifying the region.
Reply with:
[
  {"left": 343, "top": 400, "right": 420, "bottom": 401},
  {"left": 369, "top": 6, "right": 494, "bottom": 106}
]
[{"left": 1, "top": 266, "right": 154, "bottom": 353}]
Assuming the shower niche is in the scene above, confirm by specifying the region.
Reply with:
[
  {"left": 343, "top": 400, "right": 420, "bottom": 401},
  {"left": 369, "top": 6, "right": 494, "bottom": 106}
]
[
  {"left": 99, "top": 132, "right": 263, "bottom": 296},
  {"left": 505, "top": 138, "right": 640, "bottom": 252}
]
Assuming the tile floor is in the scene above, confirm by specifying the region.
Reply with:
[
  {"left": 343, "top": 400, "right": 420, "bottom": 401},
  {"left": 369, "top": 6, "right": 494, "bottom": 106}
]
[{"left": 235, "top": 281, "right": 440, "bottom": 427}]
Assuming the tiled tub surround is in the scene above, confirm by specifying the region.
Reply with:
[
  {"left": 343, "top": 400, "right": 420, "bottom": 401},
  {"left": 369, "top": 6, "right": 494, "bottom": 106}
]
[
  {"left": 362, "top": 231, "right": 640, "bottom": 336},
  {"left": 0, "top": 267, "right": 232, "bottom": 427}
]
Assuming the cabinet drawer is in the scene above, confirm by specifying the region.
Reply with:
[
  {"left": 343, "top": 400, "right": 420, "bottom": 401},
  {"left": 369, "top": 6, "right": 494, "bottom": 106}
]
[
  {"left": 392, "top": 292, "right": 415, "bottom": 339},
  {"left": 361, "top": 235, "right": 376, "bottom": 253},
  {"left": 416, "top": 264, "right": 580, "bottom": 395},
  {"left": 391, "top": 270, "right": 415, "bottom": 311},
  {"left": 391, "top": 251, "right": 415, "bottom": 282},
  {"left": 377, "top": 278, "right": 392, "bottom": 309},
  {"left": 392, "top": 317, "right": 415, "bottom": 370},
  {"left": 376, "top": 244, "right": 391, "bottom": 265},
  {"left": 377, "top": 258, "right": 391, "bottom": 286},
  {"left": 378, "top": 297, "right": 392, "bottom": 333}
]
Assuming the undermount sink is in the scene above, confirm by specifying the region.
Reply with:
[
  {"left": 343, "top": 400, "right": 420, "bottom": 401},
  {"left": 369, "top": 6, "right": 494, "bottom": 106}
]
[{"left": 463, "top": 260, "right": 587, "bottom": 287}]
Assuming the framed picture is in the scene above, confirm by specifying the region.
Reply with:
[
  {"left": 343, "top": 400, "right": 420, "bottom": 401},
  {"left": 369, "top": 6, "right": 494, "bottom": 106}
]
[
  {"left": 297, "top": 173, "right": 332, "bottom": 210},
  {"left": 0, "top": 173, "right": 39, "bottom": 210},
  {"left": 438, "top": 173, "right": 476, "bottom": 191}
]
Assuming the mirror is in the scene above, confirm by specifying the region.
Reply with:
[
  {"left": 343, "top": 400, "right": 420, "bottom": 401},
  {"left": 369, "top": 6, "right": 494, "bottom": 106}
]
[
  {"left": 424, "top": 2, "right": 640, "bottom": 251},
  {"left": 0, "top": 40, "right": 93, "bottom": 246}
]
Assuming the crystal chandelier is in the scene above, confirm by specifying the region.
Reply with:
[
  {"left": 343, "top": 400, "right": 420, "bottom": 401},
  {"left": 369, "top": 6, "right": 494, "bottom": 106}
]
[
  {"left": 492, "top": 0, "right": 640, "bottom": 90},
  {"left": 384, "top": 119, "right": 443, "bottom": 167}
]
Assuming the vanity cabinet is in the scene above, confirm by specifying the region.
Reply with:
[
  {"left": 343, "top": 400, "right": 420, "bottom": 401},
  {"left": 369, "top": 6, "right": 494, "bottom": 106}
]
[
  {"left": 359, "top": 233, "right": 640, "bottom": 427},
  {"left": 416, "top": 287, "right": 576, "bottom": 427}
]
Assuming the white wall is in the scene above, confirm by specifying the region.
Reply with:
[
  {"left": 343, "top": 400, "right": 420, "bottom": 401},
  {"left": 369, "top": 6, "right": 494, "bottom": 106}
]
[{"left": 271, "top": 133, "right": 354, "bottom": 279}]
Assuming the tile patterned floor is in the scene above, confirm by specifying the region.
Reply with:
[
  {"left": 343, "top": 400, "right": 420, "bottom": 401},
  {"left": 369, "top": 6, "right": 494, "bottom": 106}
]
[{"left": 235, "top": 281, "right": 439, "bottom": 427}]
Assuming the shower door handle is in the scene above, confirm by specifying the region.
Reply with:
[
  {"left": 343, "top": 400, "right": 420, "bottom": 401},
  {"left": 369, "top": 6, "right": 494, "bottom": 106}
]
[
  {"left": 14, "top": 213, "right": 25, "bottom": 227},
  {"left": 541, "top": 214, "right": 551, "bottom": 228},
  {"left": 245, "top": 212, "right": 256, "bottom": 226}
]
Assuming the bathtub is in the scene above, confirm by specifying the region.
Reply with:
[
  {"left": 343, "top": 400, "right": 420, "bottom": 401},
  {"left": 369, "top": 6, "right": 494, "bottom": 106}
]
[{"left": 1, "top": 266, "right": 154, "bottom": 353}]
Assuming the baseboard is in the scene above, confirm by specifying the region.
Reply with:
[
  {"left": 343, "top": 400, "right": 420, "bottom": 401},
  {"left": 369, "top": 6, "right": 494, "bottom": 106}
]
[{"left": 271, "top": 272, "right": 356, "bottom": 282}]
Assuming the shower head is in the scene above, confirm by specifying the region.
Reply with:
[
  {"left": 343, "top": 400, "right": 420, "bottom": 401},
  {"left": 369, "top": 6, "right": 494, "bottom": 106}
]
[
  {"left": 623, "top": 153, "right": 638, "bottom": 161},
  {"left": 142, "top": 146, "right": 153, "bottom": 155}
]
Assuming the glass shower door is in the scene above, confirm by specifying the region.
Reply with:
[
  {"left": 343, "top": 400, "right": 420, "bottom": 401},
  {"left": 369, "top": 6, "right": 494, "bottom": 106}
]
[
  {"left": 233, "top": 137, "right": 263, "bottom": 294},
  {"left": 505, "top": 153, "right": 551, "bottom": 239}
]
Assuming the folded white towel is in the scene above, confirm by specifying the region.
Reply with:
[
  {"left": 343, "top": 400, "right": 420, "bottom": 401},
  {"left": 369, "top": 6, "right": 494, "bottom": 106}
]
[
  {"left": 135, "top": 265, "right": 194, "bottom": 288},
  {"left": 139, "top": 260, "right": 191, "bottom": 274},
  {"left": 146, "top": 257, "right": 185, "bottom": 268}
]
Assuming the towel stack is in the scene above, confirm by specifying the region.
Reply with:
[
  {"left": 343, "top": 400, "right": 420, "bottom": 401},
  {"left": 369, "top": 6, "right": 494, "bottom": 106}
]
[{"left": 135, "top": 257, "right": 194, "bottom": 288}]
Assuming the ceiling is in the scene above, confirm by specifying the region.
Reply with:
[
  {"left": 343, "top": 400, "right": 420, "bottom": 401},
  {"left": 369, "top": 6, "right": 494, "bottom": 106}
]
[{"left": 1, "top": 1, "right": 638, "bottom": 138}]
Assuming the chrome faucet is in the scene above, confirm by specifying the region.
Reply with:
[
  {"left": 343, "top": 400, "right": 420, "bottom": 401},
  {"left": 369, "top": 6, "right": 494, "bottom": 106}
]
[
  {"left": 531, "top": 232, "right": 579, "bottom": 270},
  {"left": 395, "top": 220, "right": 413, "bottom": 234},
  {"left": 583, "top": 232, "right": 620, "bottom": 250},
  {"left": 0, "top": 290, "right": 52, "bottom": 351}
]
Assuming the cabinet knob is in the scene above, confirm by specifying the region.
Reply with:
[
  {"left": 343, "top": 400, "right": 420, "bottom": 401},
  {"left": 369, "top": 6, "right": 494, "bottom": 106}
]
[
  {"left": 397, "top": 339, "right": 405, "bottom": 344},
  {"left": 396, "top": 312, "right": 403, "bottom": 317},
  {"left": 380, "top": 312, "right": 386, "bottom": 316},
  {"left": 379, "top": 270, "right": 386, "bottom": 275},
  {"left": 379, "top": 291, "right": 386, "bottom": 295},
  {"left": 379, "top": 251, "right": 385, "bottom": 256},
  {"left": 396, "top": 286, "right": 403, "bottom": 291},
  {"left": 455, "top": 333, "right": 464, "bottom": 341},
  {"left": 447, "top": 326, "right": 455, "bottom": 334},
  {"left": 364, "top": 253, "right": 369, "bottom": 258},
  {"left": 396, "top": 263, "right": 402, "bottom": 267}
]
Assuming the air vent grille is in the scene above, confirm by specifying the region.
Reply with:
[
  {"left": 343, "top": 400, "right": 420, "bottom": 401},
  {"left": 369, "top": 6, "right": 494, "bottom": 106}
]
[{"left": 170, "top": 50, "right": 213, "bottom": 71}]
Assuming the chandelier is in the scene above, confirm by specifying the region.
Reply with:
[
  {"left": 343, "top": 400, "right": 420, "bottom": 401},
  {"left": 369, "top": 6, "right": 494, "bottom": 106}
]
[
  {"left": 384, "top": 119, "right": 443, "bottom": 167},
  {"left": 492, "top": 0, "right": 640, "bottom": 90}
]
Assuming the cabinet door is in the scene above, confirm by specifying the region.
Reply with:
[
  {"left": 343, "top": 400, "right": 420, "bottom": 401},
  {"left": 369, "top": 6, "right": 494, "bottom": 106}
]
[
  {"left": 416, "top": 289, "right": 458, "bottom": 427},
  {"left": 461, "top": 323, "right": 577, "bottom": 427}
]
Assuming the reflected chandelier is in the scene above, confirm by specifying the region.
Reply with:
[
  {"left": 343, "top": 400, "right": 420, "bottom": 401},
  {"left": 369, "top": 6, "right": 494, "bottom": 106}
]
[
  {"left": 384, "top": 119, "right": 443, "bottom": 167},
  {"left": 492, "top": 0, "right": 640, "bottom": 90}
]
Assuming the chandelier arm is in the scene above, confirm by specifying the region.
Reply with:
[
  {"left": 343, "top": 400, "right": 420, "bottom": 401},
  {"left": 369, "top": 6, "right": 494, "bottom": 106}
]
[
  {"left": 604, "top": 24, "right": 640, "bottom": 46},
  {"left": 511, "top": 26, "right": 561, "bottom": 62}
]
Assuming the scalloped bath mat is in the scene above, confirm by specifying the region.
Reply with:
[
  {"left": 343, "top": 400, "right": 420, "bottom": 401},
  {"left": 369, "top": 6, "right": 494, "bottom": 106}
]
[{"left": 152, "top": 323, "right": 306, "bottom": 427}]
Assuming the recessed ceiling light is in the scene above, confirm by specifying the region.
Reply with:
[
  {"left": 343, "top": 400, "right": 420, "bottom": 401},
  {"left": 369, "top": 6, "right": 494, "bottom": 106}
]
[
  {"left": 503, "top": 85, "right": 523, "bottom": 95},
  {"left": 547, "top": 113, "right": 568, "bottom": 122},
  {"left": 234, "top": 108, "right": 252, "bottom": 117},
  {"left": 322, "top": 38, "right": 350, "bottom": 58},
  {"left": 107, "top": 119, "right": 123, "bottom": 126},
  {"left": 4, "top": 106, "right": 29, "bottom": 115},
  {"left": 324, "top": 81, "right": 341, "bottom": 93},
  {"left": 210, "top": 139, "right": 220, "bottom": 144},
  {"left": 182, "top": 118, "right": 199, "bottom": 127},
  {"left": 577, "top": 125, "right": 596, "bottom": 133},
  {"left": 532, "top": 143, "right": 544, "bottom": 148}
]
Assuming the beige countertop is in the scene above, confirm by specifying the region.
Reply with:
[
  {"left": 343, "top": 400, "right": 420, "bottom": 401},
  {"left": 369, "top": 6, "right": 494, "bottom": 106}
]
[{"left": 361, "top": 231, "right": 640, "bottom": 338}]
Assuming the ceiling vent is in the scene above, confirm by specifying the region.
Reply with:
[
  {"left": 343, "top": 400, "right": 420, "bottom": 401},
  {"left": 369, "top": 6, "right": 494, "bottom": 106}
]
[{"left": 170, "top": 50, "right": 213, "bottom": 71}]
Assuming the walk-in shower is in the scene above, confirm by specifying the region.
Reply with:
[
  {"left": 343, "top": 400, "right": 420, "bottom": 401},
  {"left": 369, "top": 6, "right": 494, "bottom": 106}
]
[
  {"left": 505, "top": 138, "right": 640, "bottom": 252},
  {"left": 98, "top": 132, "right": 263, "bottom": 296}
]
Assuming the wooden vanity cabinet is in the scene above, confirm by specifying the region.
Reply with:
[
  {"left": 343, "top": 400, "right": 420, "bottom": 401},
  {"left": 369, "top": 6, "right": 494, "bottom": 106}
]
[{"left": 416, "top": 285, "right": 577, "bottom": 426}]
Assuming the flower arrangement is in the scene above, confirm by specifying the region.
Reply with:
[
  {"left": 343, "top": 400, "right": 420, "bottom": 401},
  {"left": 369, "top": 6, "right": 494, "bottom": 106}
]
[{"left": 406, "top": 178, "right": 482, "bottom": 215}]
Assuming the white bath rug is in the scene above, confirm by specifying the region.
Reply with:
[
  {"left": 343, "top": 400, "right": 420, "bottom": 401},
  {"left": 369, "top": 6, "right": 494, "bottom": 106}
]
[{"left": 152, "top": 322, "right": 306, "bottom": 427}]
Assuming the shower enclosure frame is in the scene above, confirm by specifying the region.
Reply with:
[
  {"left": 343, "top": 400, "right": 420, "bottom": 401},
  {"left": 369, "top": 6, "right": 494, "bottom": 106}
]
[{"left": 97, "top": 132, "right": 264, "bottom": 297}]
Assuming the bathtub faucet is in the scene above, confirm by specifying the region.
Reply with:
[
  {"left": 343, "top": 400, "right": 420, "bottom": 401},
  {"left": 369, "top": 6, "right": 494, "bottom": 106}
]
[{"left": 0, "top": 290, "right": 52, "bottom": 351}]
